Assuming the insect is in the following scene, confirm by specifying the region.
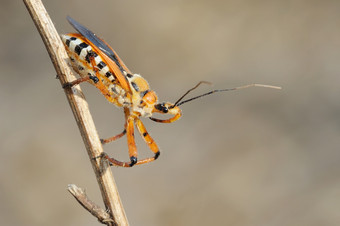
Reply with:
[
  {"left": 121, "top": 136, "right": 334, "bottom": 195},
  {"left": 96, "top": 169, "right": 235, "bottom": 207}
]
[{"left": 61, "top": 16, "right": 281, "bottom": 167}]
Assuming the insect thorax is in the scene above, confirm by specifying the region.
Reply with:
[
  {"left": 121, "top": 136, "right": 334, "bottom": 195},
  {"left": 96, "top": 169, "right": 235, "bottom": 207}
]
[{"left": 125, "top": 72, "right": 156, "bottom": 118}]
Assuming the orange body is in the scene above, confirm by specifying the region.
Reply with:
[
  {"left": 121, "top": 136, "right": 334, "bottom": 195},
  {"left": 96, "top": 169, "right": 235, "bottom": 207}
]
[{"left": 61, "top": 17, "right": 181, "bottom": 167}]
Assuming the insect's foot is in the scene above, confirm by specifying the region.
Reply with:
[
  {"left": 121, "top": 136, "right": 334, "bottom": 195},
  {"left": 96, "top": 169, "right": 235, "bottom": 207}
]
[
  {"left": 129, "top": 156, "right": 137, "bottom": 167},
  {"left": 62, "top": 82, "right": 73, "bottom": 89},
  {"left": 154, "top": 151, "right": 160, "bottom": 159},
  {"left": 92, "top": 152, "right": 106, "bottom": 160},
  {"left": 96, "top": 152, "right": 114, "bottom": 166}
]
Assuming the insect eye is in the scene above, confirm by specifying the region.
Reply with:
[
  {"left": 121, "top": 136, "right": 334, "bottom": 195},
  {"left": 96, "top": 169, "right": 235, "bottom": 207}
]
[{"left": 155, "top": 103, "right": 168, "bottom": 113}]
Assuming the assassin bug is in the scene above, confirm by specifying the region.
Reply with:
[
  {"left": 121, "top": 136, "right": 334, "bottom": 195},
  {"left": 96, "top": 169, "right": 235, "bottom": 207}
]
[{"left": 61, "top": 16, "right": 281, "bottom": 167}]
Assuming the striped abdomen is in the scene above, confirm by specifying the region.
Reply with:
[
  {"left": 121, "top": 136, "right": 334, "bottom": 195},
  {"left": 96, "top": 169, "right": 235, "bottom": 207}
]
[{"left": 61, "top": 34, "right": 130, "bottom": 107}]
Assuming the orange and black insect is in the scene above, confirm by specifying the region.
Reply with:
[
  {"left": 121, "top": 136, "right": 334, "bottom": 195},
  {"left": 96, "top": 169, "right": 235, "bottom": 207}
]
[{"left": 61, "top": 17, "right": 280, "bottom": 167}]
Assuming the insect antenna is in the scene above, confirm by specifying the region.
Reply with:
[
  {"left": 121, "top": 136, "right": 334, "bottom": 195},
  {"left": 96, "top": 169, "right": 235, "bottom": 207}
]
[
  {"left": 171, "top": 81, "right": 212, "bottom": 107},
  {"left": 174, "top": 83, "right": 282, "bottom": 107}
]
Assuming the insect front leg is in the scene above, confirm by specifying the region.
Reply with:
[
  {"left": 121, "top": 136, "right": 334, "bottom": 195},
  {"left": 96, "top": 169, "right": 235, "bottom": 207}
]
[
  {"left": 126, "top": 115, "right": 138, "bottom": 166},
  {"left": 103, "top": 109, "right": 160, "bottom": 167},
  {"left": 104, "top": 118, "right": 161, "bottom": 167},
  {"left": 135, "top": 118, "right": 160, "bottom": 160}
]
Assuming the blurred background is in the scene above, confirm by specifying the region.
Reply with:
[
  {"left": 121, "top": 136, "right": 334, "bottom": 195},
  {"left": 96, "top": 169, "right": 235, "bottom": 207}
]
[{"left": 1, "top": 0, "right": 339, "bottom": 225}]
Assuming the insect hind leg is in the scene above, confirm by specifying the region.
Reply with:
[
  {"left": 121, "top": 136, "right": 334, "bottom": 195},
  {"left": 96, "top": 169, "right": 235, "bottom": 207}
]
[{"left": 102, "top": 153, "right": 160, "bottom": 167}]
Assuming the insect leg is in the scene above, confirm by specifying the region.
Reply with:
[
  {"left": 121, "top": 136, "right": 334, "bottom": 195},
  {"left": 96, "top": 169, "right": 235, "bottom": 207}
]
[
  {"left": 102, "top": 153, "right": 157, "bottom": 167},
  {"left": 87, "top": 51, "right": 113, "bottom": 97},
  {"left": 100, "top": 129, "right": 126, "bottom": 144},
  {"left": 126, "top": 114, "right": 138, "bottom": 166},
  {"left": 62, "top": 75, "right": 99, "bottom": 88},
  {"left": 103, "top": 109, "right": 159, "bottom": 167},
  {"left": 149, "top": 113, "right": 181, "bottom": 123},
  {"left": 103, "top": 111, "right": 137, "bottom": 167},
  {"left": 135, "top": 118, "right": 160, "bottom": 160},
  {"left": 62, "top": 51, "right": 101, "bottom": 89}
]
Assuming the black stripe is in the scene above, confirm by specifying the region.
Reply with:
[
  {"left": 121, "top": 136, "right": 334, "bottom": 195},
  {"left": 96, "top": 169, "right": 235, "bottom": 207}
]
[
  {"left": 85, "top": 54, "right": 90, "bottom": 63},
  {"left": 75, "top": 45, "right": 82, "bottom": 55},
  {"left": 140, "top": 90, "right": 149, "bottom": 98},
  {"left": 90, "top": 75, "right": 99, "bottom": 83},
  {"left": 65, "top": 39, "right": 70, "bottom": 47},
  {"left": 105, "top": 71, "right": 113, "bottom": 77},
  {"left": 74, "top": 42, "right": 89, "bottom": 56},
  {"left": 127, "top": 73, "right": 134, "bottom": 78},
  {"left": 70, "top": 37, "right": 77, "bottom": 41},
  {"left": 143, "top": 132, "right": 148, "bottom": 137},
  {"left": 131, "top": 82, "right": 139, "bottom": 91},
  {"left": 79, "top": 42, "right": 88, "bottom": 48},
  {"left": 97, "top": 61, "right": 106, "bottom": 69}
]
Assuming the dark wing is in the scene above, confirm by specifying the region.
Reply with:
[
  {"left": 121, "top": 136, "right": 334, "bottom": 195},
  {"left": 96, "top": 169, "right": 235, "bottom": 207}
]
[
  {"left": 66, "top": 16, "right": 131, "bottom": 92},
  {"left": 67, "top": 16, "right": 125, "bottom": 73}
]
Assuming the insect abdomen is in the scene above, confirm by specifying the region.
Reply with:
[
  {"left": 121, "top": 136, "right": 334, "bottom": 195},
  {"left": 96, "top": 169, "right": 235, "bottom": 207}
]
[
  {"left": 61, "top": 34, "right": 131, "bottom": 107},
  {"left": 61, "top": 34, "right": 116, "bottom": 82}
]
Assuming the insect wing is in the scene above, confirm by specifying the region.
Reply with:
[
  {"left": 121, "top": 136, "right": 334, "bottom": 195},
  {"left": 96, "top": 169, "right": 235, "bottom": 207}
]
[
  {"left": 67, "top": 16, "right": 120, "bottom": 68},
  {"left": 66, "top": 16, "right": 131, "bottom": 92}
]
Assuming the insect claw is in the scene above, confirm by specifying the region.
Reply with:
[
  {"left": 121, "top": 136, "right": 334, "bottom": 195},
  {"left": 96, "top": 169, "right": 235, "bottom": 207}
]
[
  {"left": 62, "top": 82, "right": 73, "bottom": 89},
  {"left": 92, "top": 152, "right": 104, "bottom": 160},
  {"left": 96, "top": 152, "right": 115, "bottom": 166}
]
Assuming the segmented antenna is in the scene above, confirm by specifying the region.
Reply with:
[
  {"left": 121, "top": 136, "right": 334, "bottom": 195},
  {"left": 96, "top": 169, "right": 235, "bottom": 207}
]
[{"left": 173, "top": 83, "right": 282, "bottom": 107}]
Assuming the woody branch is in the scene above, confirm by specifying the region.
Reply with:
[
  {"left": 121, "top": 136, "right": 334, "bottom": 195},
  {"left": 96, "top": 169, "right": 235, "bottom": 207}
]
[{"left": 23, "top": 0, "right": 129, "bottom": 225}]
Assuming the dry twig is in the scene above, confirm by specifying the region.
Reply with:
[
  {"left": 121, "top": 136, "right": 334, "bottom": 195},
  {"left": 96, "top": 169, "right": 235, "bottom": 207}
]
[
  {"left": 68, "top": 184, "right": 113, "bottom": 224},
  {"left": 23, "top": 0, "right": 129, "bottom": 225}
]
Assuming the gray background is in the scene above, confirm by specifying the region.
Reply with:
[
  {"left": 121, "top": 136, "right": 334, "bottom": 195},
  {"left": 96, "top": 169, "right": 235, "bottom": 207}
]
[{"left": 1, "top": 0, "right": 339, "bottom": 225}]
